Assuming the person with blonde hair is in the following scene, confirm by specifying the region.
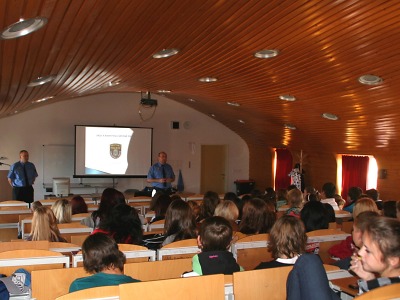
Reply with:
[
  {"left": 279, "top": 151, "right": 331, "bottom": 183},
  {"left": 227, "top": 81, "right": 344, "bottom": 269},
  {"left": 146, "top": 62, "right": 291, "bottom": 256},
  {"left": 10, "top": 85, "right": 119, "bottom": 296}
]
[
  {"left": 214, "top": 200, "right": 239, "bottom": 230},
  {"left": 51, "top": 198, "right": 72, "bottom": 224},
  {"left": 27, "top": 206, "right": 66, "bottom": 242},
  {"left": 352, "top": 197, "right": 379, "bottom": 219},
  {"left": 286, "top": 188, "right": 303, "bottom": 218}
]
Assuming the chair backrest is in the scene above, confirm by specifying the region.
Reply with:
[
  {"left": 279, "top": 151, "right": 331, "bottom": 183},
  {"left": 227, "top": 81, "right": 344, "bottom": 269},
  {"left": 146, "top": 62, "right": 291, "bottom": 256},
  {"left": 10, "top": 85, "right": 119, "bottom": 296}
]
[
  {"left": 49, "top": 242, "right": 81, "bottom": 253},
  {"left": 353, "top": 283, "right": 400, "bottom": 300},
  {"left": 341, "top": 221, "right": 353, "bottom": 234},
  {"left": 124, "top": 258, "right": 193, "bottom": 281},
  {"left": 233, "top": 266, "right": 292, "bottom": 300},
  {"left": 71, "top": 212, "right": 91, "bottom": 221},
  {"left": 147, "top": 219, "right": 165, "bottom": 232},
  {"left": 70, "top": 234, "right": 90, "bottom": 247},
  {"left": 32, "top": 267, "right": 88, "bottom": 300},
  {"left": 20, "top": 215, "right": 33, "bottom": 238},
  {"left": 0, "top": 249, "right": 69, "bottom": 275},
  {"left": 306, "top": 229, "right": 350, "bottom": 264},
  {"left": 55, "top": 285, "right": 119, "bottom": 300},
  {"left": 58, "top": 222, "right": 93, "bottom": 243},
  {"left": 231, "top": 233, "right": 270, "bottom": 271},
  {"left": 157, "top": 238, "right": 199, "bottom": 260},
  {"left": 119, "top": 274, "right": 225, "bottom": 300},
  {"left": 0, "top": 240, "right": 49, "bottom": 252},
  {"left": 72, "top": 244, "right": 156, "bottom": 267},
  {"left": 0, "top": 200, "right": 29, "bottom": 208}
]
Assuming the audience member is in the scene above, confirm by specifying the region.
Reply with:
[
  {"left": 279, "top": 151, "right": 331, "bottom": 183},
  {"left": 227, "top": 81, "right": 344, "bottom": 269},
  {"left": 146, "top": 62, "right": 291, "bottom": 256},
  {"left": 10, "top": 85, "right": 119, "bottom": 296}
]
[
  {"left": 162, "top": 199, "right": 197, "bottom": 246},
  {"left": 276, "top": 188, "right": 288, "bottom": 209},
  {"left": 320, "top": 182, "right": 340, "bottom": 210},
  {"left": 350, "top": 216, "right": 400, "bottom": 294},
  {"left": 70, "top": 195, "right": 88, "bottom": 215},
  {"left": 383, "top": 200, "right": 398, "bottom": 218},
  {"left": 343, "top": 186, "right": 363, "bottom": 213},
  {"left": 191, "top": 216, "right": 242, "bottom": 275},
  {"left": 223, "top": 192, "right": 238, "bottom": 201},
  {"left": 352, "top": 197, "right": 379, "bottom": 219},
  {"left": 51, "top": 199, "right": 72, "bottom": 224},
  {"left": 214, "top": 200, "right": 239, "bottom": 231},
  {"left": 81, "top": 188, "right": 126, "bottom": 228},
  {"left": 256, "top": 215, "right": 307, "bottom": 269},
  {"left": 333, "top": 194, "right": 345, "bottom": 210},
  {"left": 303, "top": 186, "right": 318, "bottom": 202},
  {"left": 239, "top": 198, "right": 274, "bottom": 234},
  {"left": 285, "top": 188, "right": 303, "bottom": 218},
  {"left": 27, "top": 206, "right": 66, "bottom": 242},
  {"left": 69, "top": 233, "right": 139, "bottom": 292},
  {"left": 149, "top": 193, "right": 173, "bottom": 223},
  {"left": 30, "top": 200, "right": 42, "bottom": 212},
  {"left": 187, "top": 200, "right": 200, "bottom": 221},
  {"left": 198, "top": 191, "right": 220, "bottom": 222},
  {"left": 92, "top": 203, "right": 143, "bottom": 245},
  {"left": 300, "top": 201, "right": 329, "bottom": 232},
  {"left": 365, "top": 188, "right": 383, "bottom": 210}
]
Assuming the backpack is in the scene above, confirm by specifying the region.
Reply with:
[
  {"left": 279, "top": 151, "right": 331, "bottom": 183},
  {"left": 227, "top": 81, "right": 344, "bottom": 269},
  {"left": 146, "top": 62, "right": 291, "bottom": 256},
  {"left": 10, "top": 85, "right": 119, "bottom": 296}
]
[{"left": 0, "top": 269, "right": 31, "bottom": 300}]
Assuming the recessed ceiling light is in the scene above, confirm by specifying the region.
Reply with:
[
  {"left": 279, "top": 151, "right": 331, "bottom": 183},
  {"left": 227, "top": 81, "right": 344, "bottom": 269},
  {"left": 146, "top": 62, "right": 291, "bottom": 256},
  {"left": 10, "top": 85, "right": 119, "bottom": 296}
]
[
  {"left": 152, "top": 48, "right": 179, "bottom": 58},
  {"left": 157, "top": 90, "right": 171, "bottom": 94},
  {"left": 254, "top": 49, "right": 280, "bottom": 58},
  {"left": 227, "top": 101, "right": 240, "bottom": 107},
  {"left": 210, "top": 113, "right": 216, "bottom": 118},
  {"left": 103, "top": 81, "right": 120, "bottom": 88},
  {"left": 1, "top": 17, "right": 48, "bottom": 40},
  {"left": 358, "top": 74, "right": 383, "bottom": 85},
  {"left": 198, "top": 77, "right": 218, "bottom": 82},
  {"left": 279, "top": 95, "right": 296, "bottom": 101},
  {"left": 322, "top": 113, "right": 339, "bottom": 120},
  {"left": 32, "top": 96, "right": 54, "bottom": 103},
  {"left": 238, "top": 119, "right": 245, "bottom": 124},
  {"left": 188, "top": 98, "right": 196, "bottom": 102},
  {"left": 284, "top": 123, "right": 297, "bottom": 130},
  {"left": 27, "top": 75, "right": 56, "bottom": 87}
]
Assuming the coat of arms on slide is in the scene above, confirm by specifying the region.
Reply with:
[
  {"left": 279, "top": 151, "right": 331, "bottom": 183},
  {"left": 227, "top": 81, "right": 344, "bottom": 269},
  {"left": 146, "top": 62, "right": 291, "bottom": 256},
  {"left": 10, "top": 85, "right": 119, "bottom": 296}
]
[{"left": 110, "top": 143, "right": 121, "bottom": 159}]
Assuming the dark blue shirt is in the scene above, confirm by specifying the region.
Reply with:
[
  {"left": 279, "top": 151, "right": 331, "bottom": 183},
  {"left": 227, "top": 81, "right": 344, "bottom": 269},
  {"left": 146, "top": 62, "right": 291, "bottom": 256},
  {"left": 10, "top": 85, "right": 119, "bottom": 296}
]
[
  {"left": 147, "top": 162, "right": 175, "bottom": 189},
  {"left": 8, "top": 161, "right": 38, "bottom": 187}
]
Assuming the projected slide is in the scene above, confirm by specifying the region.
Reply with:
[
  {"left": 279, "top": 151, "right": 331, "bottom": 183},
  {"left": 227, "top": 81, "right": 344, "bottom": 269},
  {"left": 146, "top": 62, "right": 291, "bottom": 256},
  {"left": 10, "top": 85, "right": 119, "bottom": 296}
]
[{"left": 85, "top": 127, "right": 133, "bottom": 174}]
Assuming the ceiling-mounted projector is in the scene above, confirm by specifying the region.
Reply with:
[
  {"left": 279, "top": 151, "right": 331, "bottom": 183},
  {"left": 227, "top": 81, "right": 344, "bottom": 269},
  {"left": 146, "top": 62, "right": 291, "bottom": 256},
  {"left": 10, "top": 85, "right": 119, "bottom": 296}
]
[{"left": 140, "top": 98, "right": 158, "bottom": 106}]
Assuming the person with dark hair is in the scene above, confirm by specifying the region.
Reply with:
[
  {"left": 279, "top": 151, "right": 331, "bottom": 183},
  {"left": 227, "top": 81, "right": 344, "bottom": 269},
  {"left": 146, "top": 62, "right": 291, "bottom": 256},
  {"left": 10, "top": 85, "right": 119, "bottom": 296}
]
[
  {"left": 256, "top": 215, "right": 307, "bottom": 269},
  {"left": 7, "top": 150, "right": 38, "bottom": 205},
  {"left": 343, "top": 186, "right": 363, "bottom": 213},
  {"left": 198, "top": 191, "right": 220, "bottom": 222},
  {"left": 81, "top": 188, "right": 126, "bottom": 228},
  {"left": 69, "top": 233, "right": 139, "bottom": 292},
  {"left": 350, "top": 217, "right": 400, "bottom": 294},
  {"left": 276, "top": 188, "right": 288, "bottom": 209},
  {"left": 285, "top": 188, "right": 303, "bottom": 218},
  {"left": 383, "top": 200, "right": 398, "bottom": 218},
  {"left": 162, "top": 199, "right": 197, "bottom": 246},
  {"left": 191, "top": 216, "right": 242, "bottom": 275},
  {"left": 92, "top": 203, "right": 143, "bottom": 245},
  {"left": 365, "top": 188, "right": 383, "bottom": 210},
  {"left": 223, "top": 192, "right": 238, "bottom": 201},
  {"left": 70, "top": 195, "right": 88, "bottom": 215},
  {"left": 149, "top": 193, "right": 173, "bottom": 223},
  {"left": 320, "top": 182, "right": 339, "bottom": 210},
  {"left": 239, "top": 198, "right": 275, "bottom": 234},
  {"left": 300, "top": 201, "right": 329, "bottom": 232}
]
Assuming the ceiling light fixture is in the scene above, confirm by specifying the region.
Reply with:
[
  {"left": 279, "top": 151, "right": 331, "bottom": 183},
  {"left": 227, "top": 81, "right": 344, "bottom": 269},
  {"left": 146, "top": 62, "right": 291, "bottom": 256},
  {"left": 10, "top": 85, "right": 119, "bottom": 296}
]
[
  {"left": 32, "top": 96, "right": 54, "bottom": 103},
  {"left": 322, "top": 113, "right": 339, "bottom": 120},
  {"left": 238, "top": 119, "right": 245, "bottom": 124},
  {"left": 1, "top": 17, "right": 48, "bottom": 40},
  {"left": 157, "top": 90, "right": 171, "bottom": 94},
  {"left": 198, "top": 77, "right": 218, "bottom": 82},
  {"left": 358, "top": 74, "right": 383, "bottom": 85},
  {"left": 279, "top": 95, "right": 296, "bottom": 101},
  {"left": 254, "top": 49, "right": 280, "bottom": 58},
  {"left": 188, "top": 98, "right": 196, "bottom": 102},
  {"left": 27, "top": 75, "right": 56, "bottom": 87},
  {"left": 210, "top": 113, "right": 216, "bottom": 118},
  {"left": 152, "top": 48, "right": 179, "bottom": 58},
  {"left": 227, "top": 101, "right": 240, "bottom": 107},
  {"left": 103, "top": 81, "right": 121, "bottom": 87},
  {"left": 284, "top": 123, "right": 297, "bottom": 130}
]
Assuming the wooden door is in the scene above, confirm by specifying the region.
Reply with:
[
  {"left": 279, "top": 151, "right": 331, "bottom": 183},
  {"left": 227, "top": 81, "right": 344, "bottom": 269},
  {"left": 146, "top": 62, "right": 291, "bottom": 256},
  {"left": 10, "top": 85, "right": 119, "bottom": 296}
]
[{"left": 200, "top": 145, "right": 226, "bottom": 194}]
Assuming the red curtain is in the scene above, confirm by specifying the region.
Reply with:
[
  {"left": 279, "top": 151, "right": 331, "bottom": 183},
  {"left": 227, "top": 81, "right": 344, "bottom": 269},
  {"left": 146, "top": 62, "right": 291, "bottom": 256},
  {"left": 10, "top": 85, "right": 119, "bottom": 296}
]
[
  {"left": 341, "top": 155, "right": 369, "bottom": 199},
  {"left": 275, "top": 149, "right": 293, "bottom": 190}
]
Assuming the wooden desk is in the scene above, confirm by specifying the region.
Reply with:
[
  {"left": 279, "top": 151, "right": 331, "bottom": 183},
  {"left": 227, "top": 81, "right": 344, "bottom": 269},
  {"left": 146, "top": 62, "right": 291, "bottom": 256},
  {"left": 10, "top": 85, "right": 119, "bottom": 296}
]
[{"left": 331, "top": 276, "right": 359, "bottom": 297}]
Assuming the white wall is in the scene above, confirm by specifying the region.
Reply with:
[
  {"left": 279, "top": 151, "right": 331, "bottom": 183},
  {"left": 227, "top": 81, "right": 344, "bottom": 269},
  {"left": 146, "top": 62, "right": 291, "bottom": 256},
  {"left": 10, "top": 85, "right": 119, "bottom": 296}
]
[{"left": 0, "top": 92, "right": 249, "bottom": 200}]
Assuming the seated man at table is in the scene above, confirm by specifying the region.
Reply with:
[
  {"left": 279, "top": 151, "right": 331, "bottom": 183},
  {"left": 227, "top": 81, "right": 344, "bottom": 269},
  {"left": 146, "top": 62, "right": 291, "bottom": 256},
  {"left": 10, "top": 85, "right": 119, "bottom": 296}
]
[{"left": 69, "top": 233, "right": 139, "bottom": 292}]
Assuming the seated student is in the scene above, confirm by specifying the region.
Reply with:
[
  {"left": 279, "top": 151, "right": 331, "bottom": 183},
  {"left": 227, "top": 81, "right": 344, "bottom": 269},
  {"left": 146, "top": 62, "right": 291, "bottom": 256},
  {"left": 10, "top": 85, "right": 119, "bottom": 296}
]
[
  {"left": 300, "top": 201, "right": 329, "bottom": 232},
  {"left": 92, "top": 203, "right": 143, "bottom": 245},
  {"left": 51, "top": 199, "right": 72, "bottom": 224},
  {"left": 30, "top": 200, "right": 42, "bottom": 212},
  {"left": 239, "top": 198, "right": 275, "bottom": 234},
  {"left": 191, "top": 216, "right": 243, "bottom": 275},
  {"left": 285, "top": 188, "right": 303, "bottom": 218},
  {"left": 350, "top": 216, "right": 400, "bottom": 294},
  {"left": 197, "top": 191, "right": 220, "bottom": 222},
  {"left": 383, "top": 200, "right": 398, "bottom": 218},
  {"left": 256, "top": 215, "right": 307, "bottom": 269},
  {"left": 343, "top": 186, "right": 363, "bottom": 213},
  {"left": 69, "top": 233, "right": 139, "bottom": 292},
  {"left": 214, "top": 200, "right": 239, "bottom": 231},
  {"left": 27, "top": 206, "right": 66, "bottom": 242},
  {"left": 70, "top": 195, "right": 88, "bottom": 215}
]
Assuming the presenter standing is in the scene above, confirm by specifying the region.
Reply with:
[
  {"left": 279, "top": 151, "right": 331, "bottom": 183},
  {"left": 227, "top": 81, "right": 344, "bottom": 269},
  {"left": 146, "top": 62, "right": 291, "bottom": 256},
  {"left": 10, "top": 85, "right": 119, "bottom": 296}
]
[
  {"left": 7, "top": 150, "right": 38, "bottom": 204},
  {"left": 147, "top": 151, "right": 175, "bottom": 194}
]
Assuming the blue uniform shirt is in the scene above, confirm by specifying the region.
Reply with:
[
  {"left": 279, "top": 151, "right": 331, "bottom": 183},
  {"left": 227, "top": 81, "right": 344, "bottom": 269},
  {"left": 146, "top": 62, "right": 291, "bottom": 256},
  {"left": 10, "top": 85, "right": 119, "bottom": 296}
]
[
  {"left": 147, "top": 162, "right": 175, "bottom": 189},
  {"left": 8, "top": 161, "right": 38, "bottom": 187}
]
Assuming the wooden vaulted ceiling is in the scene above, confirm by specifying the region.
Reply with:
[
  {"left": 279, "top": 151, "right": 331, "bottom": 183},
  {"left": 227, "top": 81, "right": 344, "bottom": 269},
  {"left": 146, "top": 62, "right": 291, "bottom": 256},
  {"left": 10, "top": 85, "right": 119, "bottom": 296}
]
[{"left": 1, "top": 0, "right": 400, "bottom": 155}]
